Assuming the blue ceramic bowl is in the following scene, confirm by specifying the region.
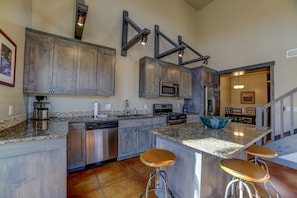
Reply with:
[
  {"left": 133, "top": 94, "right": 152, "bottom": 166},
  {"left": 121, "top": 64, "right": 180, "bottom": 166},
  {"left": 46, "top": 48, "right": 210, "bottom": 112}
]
[{"left": 200, "top": 116, "right": 232, "bottom": 129}]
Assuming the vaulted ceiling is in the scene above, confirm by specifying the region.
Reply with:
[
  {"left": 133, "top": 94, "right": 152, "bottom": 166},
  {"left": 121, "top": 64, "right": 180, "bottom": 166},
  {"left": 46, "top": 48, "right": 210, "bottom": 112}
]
[{"left": 184, "top": 0, "right": 215, "bottom": 11}]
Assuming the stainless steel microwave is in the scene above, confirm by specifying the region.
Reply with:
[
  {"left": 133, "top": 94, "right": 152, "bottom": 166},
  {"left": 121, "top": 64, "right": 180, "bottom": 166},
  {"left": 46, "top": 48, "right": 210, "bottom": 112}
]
[{"left": 159, "top": 81, "right": 179, "bottom": 97}]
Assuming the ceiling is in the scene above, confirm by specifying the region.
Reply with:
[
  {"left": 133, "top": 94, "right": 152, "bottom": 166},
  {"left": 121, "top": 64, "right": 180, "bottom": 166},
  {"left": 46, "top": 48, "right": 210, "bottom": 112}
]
[{"left": 184, "top": 0, "right": 215, "bottom": 11}]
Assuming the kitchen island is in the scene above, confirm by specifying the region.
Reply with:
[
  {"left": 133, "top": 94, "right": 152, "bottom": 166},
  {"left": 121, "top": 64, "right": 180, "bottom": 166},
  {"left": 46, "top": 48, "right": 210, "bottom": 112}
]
[
  {"left": 149, "top": 122, "right": 271, "bottom": 198},
  {"left": 0, "top": 119, "right": 68, "bottom": 198}
]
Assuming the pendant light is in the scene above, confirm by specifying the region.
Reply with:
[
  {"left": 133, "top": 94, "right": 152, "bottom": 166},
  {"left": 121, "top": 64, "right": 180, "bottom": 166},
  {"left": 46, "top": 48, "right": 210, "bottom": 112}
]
[{"left": 233, "top": 72, "right": 244, "bottom": 89}]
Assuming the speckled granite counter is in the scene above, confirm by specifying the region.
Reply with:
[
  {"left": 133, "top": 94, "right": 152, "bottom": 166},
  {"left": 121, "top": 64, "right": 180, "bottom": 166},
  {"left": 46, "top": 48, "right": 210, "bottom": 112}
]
[
  {"left": 0, "top": 114, "right": 154, "bottom": 145},
  {"left": 151, "top": 122, "right": 272, "bottom": 198},
  {"left": 150, "top": 121, "right": 271, "bottom": 159}
]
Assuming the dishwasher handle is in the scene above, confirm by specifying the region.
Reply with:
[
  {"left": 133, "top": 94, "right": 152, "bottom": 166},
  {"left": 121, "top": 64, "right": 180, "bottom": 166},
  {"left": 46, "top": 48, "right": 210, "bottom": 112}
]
[{"left": 86, "top": 121, "right": 118, "bottom": 130}]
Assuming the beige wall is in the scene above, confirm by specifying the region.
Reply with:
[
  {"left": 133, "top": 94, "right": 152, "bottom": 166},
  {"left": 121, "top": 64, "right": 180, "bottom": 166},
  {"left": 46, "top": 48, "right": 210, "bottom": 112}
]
[
  {"left": 220, "top": 73, "right": 267, "bottom": 116},
  {"left": 195, "top": 0, "right": 297, "bottom": 98},
  {"left": 1, "top": 0, "right": 198, "bottom": 119},
  {"left": 1, "top": 0, "right": 297, "bottom": 121},
  {"left": 0, "top": 0, "right": 31, "bottom": 120}
]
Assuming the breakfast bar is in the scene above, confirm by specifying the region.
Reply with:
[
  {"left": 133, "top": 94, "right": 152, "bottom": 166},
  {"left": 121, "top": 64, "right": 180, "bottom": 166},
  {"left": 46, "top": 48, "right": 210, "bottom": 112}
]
[{"left": 149, "top": 122, "right": 271, "bottom": 198}]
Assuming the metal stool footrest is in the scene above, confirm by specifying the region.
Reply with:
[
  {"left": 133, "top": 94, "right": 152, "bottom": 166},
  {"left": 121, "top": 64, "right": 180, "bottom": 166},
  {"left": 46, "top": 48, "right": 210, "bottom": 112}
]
[
  {"left": 225, "top": 177, "right": 260, "bottom": 198},
  {"left": 139, "top": 168, "right": 174, "bottom": 198}
]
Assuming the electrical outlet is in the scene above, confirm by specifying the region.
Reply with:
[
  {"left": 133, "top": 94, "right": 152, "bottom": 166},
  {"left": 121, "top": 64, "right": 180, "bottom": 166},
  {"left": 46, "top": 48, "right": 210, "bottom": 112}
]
[
  {"left": 105, "top": 104, "right": 111, "bottom": 110},
  {"left": 8, "top": 105, "right": 13, "bottom": 116}
]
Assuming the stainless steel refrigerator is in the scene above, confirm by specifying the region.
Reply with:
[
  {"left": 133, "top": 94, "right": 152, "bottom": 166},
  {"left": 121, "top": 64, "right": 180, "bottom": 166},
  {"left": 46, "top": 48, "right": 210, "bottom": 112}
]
[{"left": 204, "top": 86, "right": 220, "bottom": 116}]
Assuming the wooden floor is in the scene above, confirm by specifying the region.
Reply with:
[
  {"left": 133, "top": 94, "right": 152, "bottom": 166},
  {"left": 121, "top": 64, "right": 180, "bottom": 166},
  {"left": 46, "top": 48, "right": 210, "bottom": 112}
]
[{"left": 67, "top": 157, "right": 297, "bottom": 198}]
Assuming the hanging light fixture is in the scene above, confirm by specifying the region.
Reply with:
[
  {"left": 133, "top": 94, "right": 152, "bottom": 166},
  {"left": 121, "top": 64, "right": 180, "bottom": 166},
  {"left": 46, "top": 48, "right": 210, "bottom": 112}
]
[
  {"left": 121, "top": 10, "right": 151, "bottom": 56},
  {"left": 74, "top": 0, "right": 88, "bottom": 40},
  {"left": 140, "top": 34, "right": 148, "bottom": 45},
  {"left": 178, "top": 48, "right": 184, "bottom": 57},
  {"left": 233, "top": 72, "right": 245, "bottom": 89}
]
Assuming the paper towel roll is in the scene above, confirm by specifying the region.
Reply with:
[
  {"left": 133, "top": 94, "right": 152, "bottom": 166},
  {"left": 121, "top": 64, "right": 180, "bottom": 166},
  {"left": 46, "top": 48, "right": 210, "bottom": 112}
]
[{"left": 93, "top": 102, "right": 99, "bottom": 118}]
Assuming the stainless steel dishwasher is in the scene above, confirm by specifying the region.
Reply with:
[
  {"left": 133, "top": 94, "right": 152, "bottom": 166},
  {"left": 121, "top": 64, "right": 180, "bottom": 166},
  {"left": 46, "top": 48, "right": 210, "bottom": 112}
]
[{"left": 85, "top": 121, "right": 118, "bottom": 165}]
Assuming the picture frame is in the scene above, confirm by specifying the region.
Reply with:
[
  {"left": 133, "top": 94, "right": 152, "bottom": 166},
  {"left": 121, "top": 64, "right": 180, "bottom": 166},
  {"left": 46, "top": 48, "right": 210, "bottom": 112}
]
[
  {"left": 241, "top": 91, "right": 255, "bottom": 104},
  {"left": 0, "top": 29, "right": 17, "bottom": 87}
]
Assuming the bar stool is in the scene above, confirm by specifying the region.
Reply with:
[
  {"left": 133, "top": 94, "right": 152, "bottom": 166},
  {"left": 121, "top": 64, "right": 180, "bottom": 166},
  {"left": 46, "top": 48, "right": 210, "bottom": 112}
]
[
  {"left": 139, "top": 149, "right": 176, "bottom": 198},
  {"left": 220, "top": 158, "right": 269, "bottom": 198},
  {"left": 245, "top": 144, "right": 281, "bottom": 198}
]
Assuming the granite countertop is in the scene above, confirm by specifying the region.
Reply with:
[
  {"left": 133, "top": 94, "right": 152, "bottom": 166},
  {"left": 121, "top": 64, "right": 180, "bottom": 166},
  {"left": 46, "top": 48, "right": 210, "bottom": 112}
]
[
  {"left": 0, "top": 114, "right": 156, "bottom": 145},
  {"left": 149, "top": 122, "right": 271, "bottom": 159}
]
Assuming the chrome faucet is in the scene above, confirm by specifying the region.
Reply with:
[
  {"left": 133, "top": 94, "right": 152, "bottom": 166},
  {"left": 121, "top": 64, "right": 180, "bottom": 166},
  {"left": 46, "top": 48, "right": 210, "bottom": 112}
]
[{"left": 124, "top": 99, "right": 130, "bottom": 115}]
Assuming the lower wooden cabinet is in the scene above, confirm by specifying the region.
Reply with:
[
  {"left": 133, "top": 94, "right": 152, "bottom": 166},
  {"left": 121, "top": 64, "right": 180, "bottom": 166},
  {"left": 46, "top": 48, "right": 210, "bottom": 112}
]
[
  {"left": 118, "top": 118, "right": 152, "bottom": 160},
  {"left": 67, "top": 122, "right": 86, "bottom": 171},
  {"left": 0, "top": 138, "right": 66, "bottom": 198},
  {"left": 118, "top": 117, "right": 166, "bottom": 160}
]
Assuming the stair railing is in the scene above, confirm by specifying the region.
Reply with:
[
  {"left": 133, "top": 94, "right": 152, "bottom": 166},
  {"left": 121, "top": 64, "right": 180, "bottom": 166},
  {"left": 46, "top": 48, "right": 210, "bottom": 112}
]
[{"left": 256, "top": 87, "right": 297, "bottom": 143}]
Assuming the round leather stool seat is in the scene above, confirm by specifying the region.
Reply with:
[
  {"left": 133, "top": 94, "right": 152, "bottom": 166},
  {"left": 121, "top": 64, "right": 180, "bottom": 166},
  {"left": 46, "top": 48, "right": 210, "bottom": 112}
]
[
  {"left": 220, "top": 158, "right": 269, "bottom": 183},
  {"left": 245, "top": 144, "right": 277, "bottom": 159},
  {"left": 244, "top": 144, "right": 281, "bottom": 197},
  {"left": 220, "top": 158, "right": 269, "bottom": 198},
  {"left": 140, "top": 149, "right": 176, "bottom": 168},
  {"left": 140, "top": 149, "right": 176, "bottom": 198}
]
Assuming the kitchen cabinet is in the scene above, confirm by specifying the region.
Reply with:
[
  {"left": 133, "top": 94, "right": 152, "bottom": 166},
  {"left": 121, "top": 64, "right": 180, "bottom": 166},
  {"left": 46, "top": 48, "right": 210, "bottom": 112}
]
[
  {"left": 187, "top": 66, "right": 219, "bottom": 115},
  {"left": 139, "top": 57, "right": 161, "bottom": 97},
  {"left": 199, "top": 66, "right": 218, "bottom": 88},
  {"left": 23, "top": 30, "right": 54, "bottom": 93},
  {"left": 0, "top": 138, "right": 66, "bottom": 198},
  {"left": 24, "top": 28, "right": 115, "bottom": 96},
  {"left": 139, "top": 56, "right": 192, "bottom": 98},
  {"left": 76, "top": 44, "right": 98, "bottom": 95},
  {"left": 76, "top": 45, "right": 115, "bottom": 96},
  {"left": 24, "top": 29, "right": 76, "bottom": 94},
  {"left": 52, "top": 38, "right": 77, "bottom": 94},
  {"left": 151, "top": 116, "right": 167, "bottom": 148},
  {"left": 179, "top": 67, "right": 192, "bottom": 99},
  {"left": 160, "top": 61, "right": 179, "bottom": 82},
  {"left": 96, "top": 47, "right": 116, "bottom": 96},
  {"left": 67, "top": 122, "right": 86, "bottom": 171},
  {"left": 118, "top": 118, "right": 154, "bottom": 160}
]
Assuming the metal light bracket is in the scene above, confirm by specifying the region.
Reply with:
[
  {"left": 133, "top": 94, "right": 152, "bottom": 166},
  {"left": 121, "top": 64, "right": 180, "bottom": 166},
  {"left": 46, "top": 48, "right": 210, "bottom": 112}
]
[
  {"left": 154, "top": 25, "right": 186, "bottom": 59},
  {"left": 178, "top": 35, "right": 210, "bottom": 66},
  {"left": 74, "top": 0, "right": 88, "bottom": 40},
  {"left": 154, "top": 25, "right": 210, "bottom": 65},
  {"left": 121, "top": 10, "right": 151, "bottom": 56}
]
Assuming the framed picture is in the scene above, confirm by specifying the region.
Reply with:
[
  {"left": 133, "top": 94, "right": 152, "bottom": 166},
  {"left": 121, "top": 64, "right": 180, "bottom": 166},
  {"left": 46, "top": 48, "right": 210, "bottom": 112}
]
[
  {"left": 0, "top": 29, "right": 17, "bottom": 87},
  {"left": 241, "top": 91, "right": 255, "bottom": 104}
]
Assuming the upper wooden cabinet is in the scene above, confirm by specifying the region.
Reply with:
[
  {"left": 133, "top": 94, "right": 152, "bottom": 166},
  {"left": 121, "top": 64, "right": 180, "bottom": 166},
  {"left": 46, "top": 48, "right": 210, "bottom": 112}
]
[
  {"left": 23, "top": 30, "right": 54, "bottom": 94},
  {"left": 52, "top": 38, "right": 77, "bottom": 94},
  {"left": 199, "top": 66, "right": 218, "bottom": 87},
  {"left": 96, "top": 48, "right": 116, "bottom": 96},
  {"left": 179, "top": 67, "right": 192, "bottom": 99},
  {"left": 139, "top": 57, "right": 161, "bottom": 98},
  {"left": 23, "top": 28, "right": 115, "bottom": 96},
  {"left": 139, "top": 56, "right": 192, "bottom": 99}
]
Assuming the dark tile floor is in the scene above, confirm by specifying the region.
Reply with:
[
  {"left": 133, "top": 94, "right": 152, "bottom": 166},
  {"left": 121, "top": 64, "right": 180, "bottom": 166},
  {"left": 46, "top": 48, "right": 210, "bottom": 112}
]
[{"left": 67, "top": 157, "right": 297, "bottom": 198}]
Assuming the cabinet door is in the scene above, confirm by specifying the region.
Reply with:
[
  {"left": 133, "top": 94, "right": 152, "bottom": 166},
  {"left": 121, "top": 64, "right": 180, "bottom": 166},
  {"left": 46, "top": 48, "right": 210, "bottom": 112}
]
[
  {"left": 118, "top": 127, "right": 138, "bottom": 158},
  {"left": 137, "top": 124, "right": 153, "bottom": 153},
  {"left": 139, "top": 57, "right": 161, "bottom": 97},
  {"left": 67, "top": 123, "right": 85, "bottom": 170},
  {"left": 179, "top": 67, "right": 192, "bottom": 99},
  {"left": 23, "top": 30, "right": 54, "bottom": 93},
  {"left": 96, "top": 48, "right": 116, "bottom": 96},
  {"left": 52, "top": 38, "right": 77, "bottom": 94},
  {"left": 160, "top": 62, "right": 179, "bottom": 82},
  {"left": 76, "top": 44, "right": 97, "bottom": 95}
]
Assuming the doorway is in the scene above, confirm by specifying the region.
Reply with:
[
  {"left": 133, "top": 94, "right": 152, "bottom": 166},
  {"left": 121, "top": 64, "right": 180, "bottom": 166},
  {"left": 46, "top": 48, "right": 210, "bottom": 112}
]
[{"left": 218, "top": 61, "right": 274, "bottom": 124}]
